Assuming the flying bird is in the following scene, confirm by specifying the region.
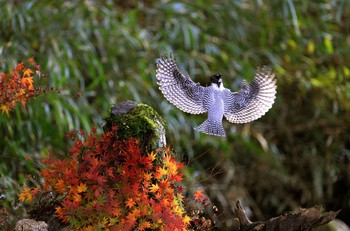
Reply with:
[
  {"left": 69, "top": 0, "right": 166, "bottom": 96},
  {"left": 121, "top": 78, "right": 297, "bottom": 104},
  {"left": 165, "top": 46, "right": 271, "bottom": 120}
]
[{"left": 156, "top": 54, "right": 277, "bottom": 137}]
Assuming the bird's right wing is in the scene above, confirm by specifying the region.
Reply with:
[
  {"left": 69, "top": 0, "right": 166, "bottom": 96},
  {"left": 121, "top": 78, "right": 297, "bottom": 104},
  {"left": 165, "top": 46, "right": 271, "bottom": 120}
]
[
  {"left": 156, "top": 54, "right": 207, "bottom": 114},
  {"left": 223, "top": 67, "right": 277, "bottom": 123}
]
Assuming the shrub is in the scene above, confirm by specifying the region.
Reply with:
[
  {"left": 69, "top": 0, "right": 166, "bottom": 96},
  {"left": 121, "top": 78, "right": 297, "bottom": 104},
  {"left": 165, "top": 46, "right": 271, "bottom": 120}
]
[{"left": 19, "top": 126, "right": 190, "bottom": 230}]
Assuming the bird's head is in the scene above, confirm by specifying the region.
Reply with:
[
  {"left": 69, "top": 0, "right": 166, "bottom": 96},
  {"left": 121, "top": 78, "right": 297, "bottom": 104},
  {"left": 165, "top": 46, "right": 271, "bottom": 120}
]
[{"left": 210, "top": 73, "right": 222, "bottom": 88}]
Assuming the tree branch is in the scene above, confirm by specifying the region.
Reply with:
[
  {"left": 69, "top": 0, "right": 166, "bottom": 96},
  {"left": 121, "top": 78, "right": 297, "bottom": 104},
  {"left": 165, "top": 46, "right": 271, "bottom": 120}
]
[{"left": 233, "top": 200, "right": 340, "bottom": 231}]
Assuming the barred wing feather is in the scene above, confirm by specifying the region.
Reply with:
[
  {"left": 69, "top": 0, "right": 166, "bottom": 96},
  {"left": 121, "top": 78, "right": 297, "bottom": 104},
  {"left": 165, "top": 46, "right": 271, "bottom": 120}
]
[
  {"left": 156, "top": 55, "right": 207, "bottom": 114},
  {"left": 223, "top": 67, "right": 277, "bottom": 123}
]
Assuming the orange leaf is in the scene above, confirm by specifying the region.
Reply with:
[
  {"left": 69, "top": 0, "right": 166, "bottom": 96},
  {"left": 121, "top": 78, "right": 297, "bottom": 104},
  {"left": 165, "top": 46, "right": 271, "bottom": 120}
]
[
  {"left": 77, "top": 182, "right": 87, "bottom": 193},
  {"left": 23, "top": 68, "right": 33, "bottom": 77},
  {"left": 55, "top": 179, "right": 66, "bottom": 193},
  {"left": 15, "top": 62, "right": 24, "bottom": 71},
  {"left": 21, "top": 76, "right": 34, "bottom": 90},
  {"left": 110, "top": 207, "right": 122, "bottom": 217},
  {"left": 18, "top": 187, "right": 33, "bottom": 202},
  {"left": 55, "top": 206, "right": 67, "bottom": 222},
  {"left": 73, "top": 193, "right": 82, "bottom": 203},
  {"left": 126, "top": 198, "right": 135, "bottom": 208},
  {"left": 138, "top": 220, "right": 151, "bottom": 231},
  {"left": 149, "top": 183, "right": 159, "bottom": 194},
  {"left": 28, "top": 57, "right": 36, "bottom": 65},
  {"left": 194, "top": 190, "right": 206, "bottom": 201},
  {"left": 142, "top": 172, "right": 152, "bottom": 183}
]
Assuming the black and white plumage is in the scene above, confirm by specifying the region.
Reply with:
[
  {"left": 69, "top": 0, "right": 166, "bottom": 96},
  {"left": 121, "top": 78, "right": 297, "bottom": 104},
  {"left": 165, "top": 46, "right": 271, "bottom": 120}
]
[{"left": 156, "top": 54, "right": 277, "bottom": 137}]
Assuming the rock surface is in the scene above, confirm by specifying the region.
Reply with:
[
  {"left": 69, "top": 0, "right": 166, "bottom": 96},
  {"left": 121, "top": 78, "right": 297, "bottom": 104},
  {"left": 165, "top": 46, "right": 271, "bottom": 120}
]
[
  {"left": 104, "top": 101, "right": 166, "bottom": 153},
  {"left": 14, "top": 219, "right": 48, "bottom": 231}
]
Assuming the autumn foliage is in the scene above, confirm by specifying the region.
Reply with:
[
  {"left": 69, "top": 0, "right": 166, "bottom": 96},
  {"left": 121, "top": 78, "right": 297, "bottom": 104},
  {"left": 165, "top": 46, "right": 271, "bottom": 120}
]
[
  {"left": 0, "top": 58, "right": 44, "bottom": 116},
  {"left": 19, "top": 126, "right": 191, "bottom": 230}
]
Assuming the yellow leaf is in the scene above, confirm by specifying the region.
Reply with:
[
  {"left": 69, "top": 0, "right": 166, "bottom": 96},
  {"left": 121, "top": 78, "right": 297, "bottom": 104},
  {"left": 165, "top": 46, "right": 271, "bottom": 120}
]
[
  {"left": 149, "top": 183, "right": 159, "bottom": 194},
  {"left": 163, "top": 155, "right": 177, "bottom": 174},
  {"left": 148, "top": 152, "right": 156, "bottom": 162},
  {"left": 159, "top": 167, "right": 168, "bottom": 176},
  {"left": 77, "top": 182, "right": 87, "bottom": 193},
  {"left": 182, "top": 215, "right": 191, "bottom": 225},
  {"left": 0, "top": 104, "right": 10, "bottom": 116},
  {"left": 23, "top": 68, "right": 33, "bottom": 77}
]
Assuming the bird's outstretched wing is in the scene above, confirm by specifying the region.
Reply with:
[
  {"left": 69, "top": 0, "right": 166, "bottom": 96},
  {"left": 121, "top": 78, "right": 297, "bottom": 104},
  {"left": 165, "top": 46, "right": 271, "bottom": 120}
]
[
  {"left": 223, "top": 67, "right": 276, "bottom": 123},
  {"left": 156, "top": 54, "right": 207, "bottom": 114}
]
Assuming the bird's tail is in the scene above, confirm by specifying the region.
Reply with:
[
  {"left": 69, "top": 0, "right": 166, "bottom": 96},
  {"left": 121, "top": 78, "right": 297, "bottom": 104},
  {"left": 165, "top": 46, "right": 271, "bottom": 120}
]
[{"left": 194, "top": 119, "right": 226, "bottom": 137}]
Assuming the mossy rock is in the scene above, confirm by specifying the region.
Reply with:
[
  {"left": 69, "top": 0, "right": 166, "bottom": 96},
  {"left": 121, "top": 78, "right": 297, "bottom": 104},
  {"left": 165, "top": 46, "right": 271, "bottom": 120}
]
[{"left": 104, "top": 101, "right": 166, "bottom": 154}]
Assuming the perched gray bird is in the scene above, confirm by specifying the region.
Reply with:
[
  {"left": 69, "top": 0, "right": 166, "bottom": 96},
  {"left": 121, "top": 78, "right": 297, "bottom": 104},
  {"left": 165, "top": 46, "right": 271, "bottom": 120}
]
[{"left": 156, "top": 54, "right": 277, "bottom": 137}]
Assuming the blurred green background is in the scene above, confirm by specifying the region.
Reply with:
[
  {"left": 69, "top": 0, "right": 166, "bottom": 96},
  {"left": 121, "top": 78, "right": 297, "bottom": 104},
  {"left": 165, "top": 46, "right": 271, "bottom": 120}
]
[{"left": 1, "top": 0, "right": 349, "bottom": 229}]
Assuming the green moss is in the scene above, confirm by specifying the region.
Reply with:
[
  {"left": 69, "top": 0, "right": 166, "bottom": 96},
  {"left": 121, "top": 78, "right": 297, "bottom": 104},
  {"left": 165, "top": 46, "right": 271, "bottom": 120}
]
[{"left": 104, "top": 103, "right": 165, "bottom": 154}]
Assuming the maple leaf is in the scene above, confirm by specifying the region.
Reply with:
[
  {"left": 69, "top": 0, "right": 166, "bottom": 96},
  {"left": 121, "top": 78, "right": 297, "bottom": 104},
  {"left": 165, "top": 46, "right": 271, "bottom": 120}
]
[
  {"left": 149, "top": 183, "right": 159, "bottom": 194},
  {"left": 31, "top": 188, "right": 40, "bottom": 196},
  {"left": 89, "top": 156, "right": 99, "bottom": 168},
  {"left": 170, "top": 172, "right": 183, "bottom": 182},
  {"left": 110, "top": 206, "right": 122, "bottom": 217},
  {"left": 18, "top": 187, "right": 33, "bottom": 202},
  {"left": 73, "top": 193, "right": 82, "bottom": 203},
  {"left": 55, "top": 206, "right": 67, "bottom": 222},
  {"left": 18, "top": 93, "right": 27, "bottom": 108},
  {"left": 142, "top": 172, "right": 152, "bottom": 183},
  {"left": 23, "top": 68, "right": 33, "bottom": 77},
  {"left": 148, "top": 152, "right": 156, "bottom": 162},
  {"left": 164, "top": 155, "right": 178, "bottom": 175},
  {"left": 77, "top": 183, "right": 88, "bottom": 193},
  {"left": 130, "top": 208, "right": 141, "bottom": 218},
  {"left": 126, "top": 198, "right": 135, "bottom": 208},
  {"left": 55, "top": 179, "right": 66, "bottom": 193},
  {"left": 27, "top": 57, "right": 36, "bottom": 65},
  {"left": 159, "top": 167, "right": 168, "bottom": 176},
  {"left": 176, "top": 193, "right": 184, "bottom": 201},
  {"left": 194, "top": 190, "right": 205, "bottom": 201},
  {"left": 140, "top": 156, "right": 152, "bottom": 169},
  {"left": 138, "top": 220, "right": 151, "bottom": 231},
  {"left": 0, "top": 104, "right": 10, "bottom": 116},
  {"left": 173, "top": 204, "right": 185, "bottom": 217},
  {"left": 194, "top": 190, "right": 209, "bottom": 205},
  {"left": 15, "top": 62, "right": 24, "bottom": 71},
  {"left": 21, "top": 76, "right": 34, "bottom": 90},
  {"left": 182, "top": 215, "right": 191, "bottom": 225}
]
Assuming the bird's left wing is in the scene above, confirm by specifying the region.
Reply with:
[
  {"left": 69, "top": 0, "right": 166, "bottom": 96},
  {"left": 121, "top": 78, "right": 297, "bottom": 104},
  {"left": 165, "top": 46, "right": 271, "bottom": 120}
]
[
  {"left": 223, "top": 67, "right": 277, "bottom": 123},
  {"left": 156, "top": 54, "right": 207, "bottom": 114}
]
